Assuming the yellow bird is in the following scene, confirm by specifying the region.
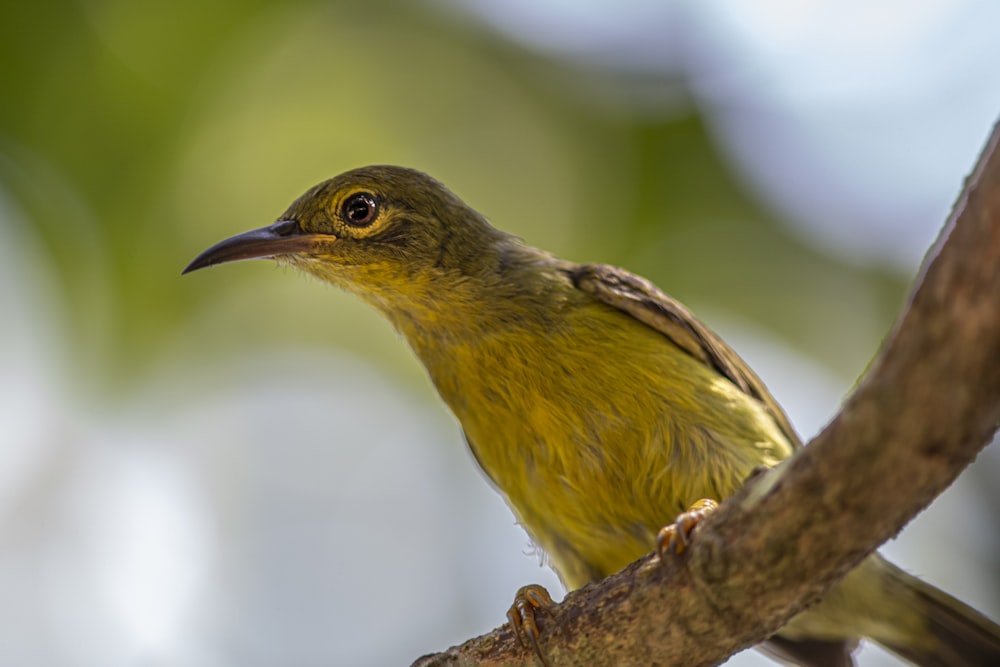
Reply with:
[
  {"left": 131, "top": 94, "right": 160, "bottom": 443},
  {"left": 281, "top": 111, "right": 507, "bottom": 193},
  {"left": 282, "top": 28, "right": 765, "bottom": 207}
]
[{"left": 185, "top": 165, "right": 1000, "bottom": 666}]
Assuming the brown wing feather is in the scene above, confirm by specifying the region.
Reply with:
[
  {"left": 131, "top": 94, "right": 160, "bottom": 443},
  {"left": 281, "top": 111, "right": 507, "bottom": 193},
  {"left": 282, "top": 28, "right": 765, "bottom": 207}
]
[{"left": 568, "top": 263, "right": 802, "bottom": 450}]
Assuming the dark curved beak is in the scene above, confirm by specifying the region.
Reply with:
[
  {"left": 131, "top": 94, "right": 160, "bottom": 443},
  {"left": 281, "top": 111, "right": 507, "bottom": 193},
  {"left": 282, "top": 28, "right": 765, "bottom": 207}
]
[{"left": 183, "top": 220, "right": 329, "bottom": 274}]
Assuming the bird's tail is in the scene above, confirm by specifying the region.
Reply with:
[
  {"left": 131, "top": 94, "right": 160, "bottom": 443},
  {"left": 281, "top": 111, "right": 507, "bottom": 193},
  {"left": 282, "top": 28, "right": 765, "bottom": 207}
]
[{"left": 873, "top": 560, "right": 1000, "bottom": 666}]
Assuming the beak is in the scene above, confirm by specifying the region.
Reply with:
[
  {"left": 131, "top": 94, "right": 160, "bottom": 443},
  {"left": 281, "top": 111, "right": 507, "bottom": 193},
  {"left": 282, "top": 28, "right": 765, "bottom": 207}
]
[{"left": 182, "top": 219, "right": 329, "bottom": 274}]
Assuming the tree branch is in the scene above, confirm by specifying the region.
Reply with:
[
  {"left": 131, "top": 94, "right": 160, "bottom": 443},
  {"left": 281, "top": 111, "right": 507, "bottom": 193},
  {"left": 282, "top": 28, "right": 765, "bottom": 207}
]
[{"left": 414, "top": 119, "right": 1000, "bottom": 667}]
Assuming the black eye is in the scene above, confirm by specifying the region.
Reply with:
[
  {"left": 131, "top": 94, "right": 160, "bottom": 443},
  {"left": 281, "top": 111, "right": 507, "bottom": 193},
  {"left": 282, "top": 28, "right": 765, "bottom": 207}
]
[{"left": 341, "top": 192, "right": 378, "bottom": 227}]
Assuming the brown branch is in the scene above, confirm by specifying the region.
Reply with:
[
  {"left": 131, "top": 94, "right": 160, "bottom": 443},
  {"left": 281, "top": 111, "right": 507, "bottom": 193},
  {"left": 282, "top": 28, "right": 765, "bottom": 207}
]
[{"left": 413, "top": 119, "right": 1000, "bottom": 667}]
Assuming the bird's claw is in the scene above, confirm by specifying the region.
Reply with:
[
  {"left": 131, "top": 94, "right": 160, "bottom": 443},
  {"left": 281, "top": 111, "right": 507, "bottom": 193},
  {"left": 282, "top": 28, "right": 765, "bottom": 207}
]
[
  {"left": 507, "top": 584, "right": 555, "bottom": 665},
  {"left": 656, "top": 498, "right": 719, "bottom": 558}
]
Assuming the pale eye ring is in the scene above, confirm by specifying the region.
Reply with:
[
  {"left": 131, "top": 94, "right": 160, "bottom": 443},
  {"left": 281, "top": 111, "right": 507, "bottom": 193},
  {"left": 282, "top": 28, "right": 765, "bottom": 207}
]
[{"left": 341, "top": 192, "right": 378, "bottom": 227}]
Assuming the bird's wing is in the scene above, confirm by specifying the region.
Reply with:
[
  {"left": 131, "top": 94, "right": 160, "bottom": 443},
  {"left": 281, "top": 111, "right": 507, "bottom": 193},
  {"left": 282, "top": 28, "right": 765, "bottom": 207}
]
[{"left": 569, "top": 263, "right": 801, "bottom": 449}]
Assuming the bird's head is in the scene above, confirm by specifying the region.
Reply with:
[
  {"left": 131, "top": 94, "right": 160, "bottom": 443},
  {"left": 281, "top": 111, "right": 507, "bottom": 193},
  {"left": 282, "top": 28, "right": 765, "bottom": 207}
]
[{"left": 184, "top": 165, "right": 514, "bottom": 313}]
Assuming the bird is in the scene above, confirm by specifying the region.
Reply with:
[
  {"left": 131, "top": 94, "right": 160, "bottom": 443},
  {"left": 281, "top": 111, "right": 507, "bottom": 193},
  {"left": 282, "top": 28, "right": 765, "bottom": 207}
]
[{"left": 184, "top": 165, "right": 1000, "bottom": 666}]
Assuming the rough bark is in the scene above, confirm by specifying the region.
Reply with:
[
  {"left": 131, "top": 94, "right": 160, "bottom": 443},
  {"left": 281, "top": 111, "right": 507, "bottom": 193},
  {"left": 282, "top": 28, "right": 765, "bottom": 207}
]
[{"left": 413, "top": 119, "right": 1000, "bottom": 667}]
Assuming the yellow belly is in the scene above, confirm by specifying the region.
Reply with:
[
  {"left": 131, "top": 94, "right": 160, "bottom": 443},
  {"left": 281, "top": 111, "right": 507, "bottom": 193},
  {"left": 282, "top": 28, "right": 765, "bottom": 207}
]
[{"left": 432, "top": 302, "right": 794, "bottom": 588}]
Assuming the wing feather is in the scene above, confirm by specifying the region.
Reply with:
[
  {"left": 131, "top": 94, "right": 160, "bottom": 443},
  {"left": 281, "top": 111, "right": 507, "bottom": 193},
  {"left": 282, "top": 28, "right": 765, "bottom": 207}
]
[{"left": 568, "top": 263, "right": 801, "bottom": 449}]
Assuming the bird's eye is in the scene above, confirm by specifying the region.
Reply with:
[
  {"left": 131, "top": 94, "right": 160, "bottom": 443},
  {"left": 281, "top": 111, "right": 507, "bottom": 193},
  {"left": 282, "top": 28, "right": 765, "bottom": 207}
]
[{"left": 341, "top": 192, "right": 378, "bottom": 227}]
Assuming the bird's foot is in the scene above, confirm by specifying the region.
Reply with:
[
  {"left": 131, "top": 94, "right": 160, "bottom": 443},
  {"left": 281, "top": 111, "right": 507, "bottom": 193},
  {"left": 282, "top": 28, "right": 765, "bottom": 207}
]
[
  {"left": 507, "top": 584, "right": 555, "bottom": 666},
  {"left": 656, "top": 498, "right": 719, "bottom": 558}
]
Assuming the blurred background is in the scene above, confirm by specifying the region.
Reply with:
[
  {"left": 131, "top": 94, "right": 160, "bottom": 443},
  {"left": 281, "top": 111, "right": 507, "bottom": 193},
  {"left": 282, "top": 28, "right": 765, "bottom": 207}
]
[{"left": 1, "top": 0, "right": 999, "bottom": 665}]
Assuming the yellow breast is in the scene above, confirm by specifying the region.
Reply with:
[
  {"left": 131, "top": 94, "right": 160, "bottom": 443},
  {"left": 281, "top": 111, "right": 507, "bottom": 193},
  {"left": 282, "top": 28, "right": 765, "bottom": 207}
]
[{"left": 426, "top": 300, "right": 794, "bottom": 587}]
